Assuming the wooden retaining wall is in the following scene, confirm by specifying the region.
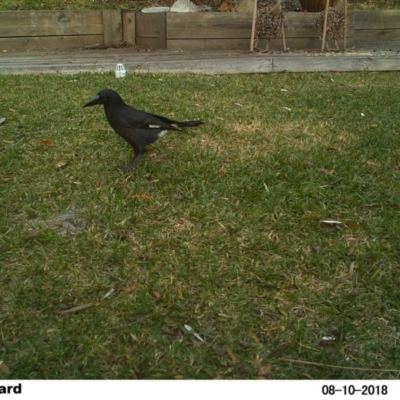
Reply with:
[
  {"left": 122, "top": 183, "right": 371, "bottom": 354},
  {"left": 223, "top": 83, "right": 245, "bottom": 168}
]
[
  {"left": 0, "top": 10, "right": 398, "bottom": 52},
  {"left": 135, "top": 12, "right": 355, "bottom": 51},
  {"left": 354, "top": 10, "right": 400, "bottom": 50},
  {"left": 0, "top": 9, "right": 121, "bottom": 51}
]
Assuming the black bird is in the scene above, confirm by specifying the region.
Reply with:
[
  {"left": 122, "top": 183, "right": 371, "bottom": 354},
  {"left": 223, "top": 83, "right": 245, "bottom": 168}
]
[{"left": 83, "top": 89, "right": 205, "bottom": 170}]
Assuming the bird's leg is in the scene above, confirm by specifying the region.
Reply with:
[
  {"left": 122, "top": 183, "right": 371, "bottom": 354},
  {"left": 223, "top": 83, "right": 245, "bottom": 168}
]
[
  {"left": 123, "top": 152, "right": 144, "bottom": 171},
  {"left": 326, "top": 41, "right": 330, "bottom": 51},
  {"left": 334, "top": 40, "right": 339, "bottom": 51},
  {"left": 122, "top": 146, "right": 146, "bottom": 171}
]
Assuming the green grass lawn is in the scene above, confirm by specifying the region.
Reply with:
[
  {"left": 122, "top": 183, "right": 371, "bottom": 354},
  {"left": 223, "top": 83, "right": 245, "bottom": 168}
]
[{"left": 1, "top": 71, "right": 400, "bottom": 379}]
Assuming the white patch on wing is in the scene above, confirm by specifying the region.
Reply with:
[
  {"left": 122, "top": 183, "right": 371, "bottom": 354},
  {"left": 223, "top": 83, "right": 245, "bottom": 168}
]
[
  {"left": 158, "top": 130, "right": 168, "bottom": 138},
  {"left": 149, "top": 124, "right": 162, "bottom": 128}
]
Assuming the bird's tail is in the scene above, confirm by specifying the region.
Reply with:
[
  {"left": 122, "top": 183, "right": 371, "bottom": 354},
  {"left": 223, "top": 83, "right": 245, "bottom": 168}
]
[{"left": 175, "top": 120, "right": 205, "bottom": 128}]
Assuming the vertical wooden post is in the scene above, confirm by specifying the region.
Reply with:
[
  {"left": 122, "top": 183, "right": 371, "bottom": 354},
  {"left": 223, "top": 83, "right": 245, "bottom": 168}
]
[
  {"left": 122, "top": 11, "right": 136, "bottom": 46},
  {"left": 250, "top": 0, "right": 257, "bottom": 52},
  {"left": 157, "top": 11, "right": 167, "bottom": 50},
  {"left": 281, "top": 21, "right": 286, "bottom": 52},
  {"left": 103, "top": 9, "right": 122, "bottom": 46},
  {"left": 321, "top": 0, "right": 330, "bottom": 51}
]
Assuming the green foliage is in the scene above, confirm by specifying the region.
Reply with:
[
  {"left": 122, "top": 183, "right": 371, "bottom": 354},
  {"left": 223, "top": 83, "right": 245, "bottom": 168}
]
[{"left": 1, "top": 71, "right": 400, "bottom": 379}]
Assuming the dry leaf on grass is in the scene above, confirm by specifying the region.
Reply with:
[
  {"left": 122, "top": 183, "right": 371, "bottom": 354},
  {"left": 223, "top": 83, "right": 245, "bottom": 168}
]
[
  {"left": 175, "top": 188, "right": 185, "bottom": 200},
  {"left": 277, "top": 307, "right": 288, "bottom": 317},
  {"left": 57, "top": 303, "right": 93, "bottom": 315},
  {"left": 199, "top": 134, "right": 220, "bottom": 149},
  {"left": 227, "top": 350, "right": 238, "bottom": 364},
  {"left": 55, "top": 161, "right": 68, "bottom": 169},
  {"left": 0, "top": 363, "right": 10, "bottom": 375},
  {"left": 38, "top": 138, "right": 54, "bottom": 146},
  {"left": 349, "top": 224, "right": 361, "bottom": 229},
  {"left": 251, "top": 334, "right": 260, "bottom": 343},
  {"left": 149, "top": 153, "right": 158, "bottom": 161},
  {"left": 152, "top": 291, "right": 161, "bottom": 299},
  {"left": 122, "top": 284, "right": 137, "bottom": 292},
  {"left": 175, "top": 217, "right": 193, "bottom": 230},
  {"left": 202, "top": 134, "right": 211, "bottom": 143},
  {"left": 257, "top": 365, "right": 272, "bottom": 379}
]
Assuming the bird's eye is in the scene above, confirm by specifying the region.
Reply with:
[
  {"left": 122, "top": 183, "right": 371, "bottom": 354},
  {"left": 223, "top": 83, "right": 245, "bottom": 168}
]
[{"left": 104, "top": 97, "right": 108, "bottom": 102}]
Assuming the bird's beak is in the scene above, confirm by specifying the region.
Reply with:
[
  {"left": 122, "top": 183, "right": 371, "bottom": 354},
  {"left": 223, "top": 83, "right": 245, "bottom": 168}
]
[{"left": 83, "top": 95, "right": 101, "bottom": 108}]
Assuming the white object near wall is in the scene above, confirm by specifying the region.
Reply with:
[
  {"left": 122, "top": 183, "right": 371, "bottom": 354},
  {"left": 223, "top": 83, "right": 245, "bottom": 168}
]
[{"left": 115, "top": 63, "right": 126, "bottom": 78}]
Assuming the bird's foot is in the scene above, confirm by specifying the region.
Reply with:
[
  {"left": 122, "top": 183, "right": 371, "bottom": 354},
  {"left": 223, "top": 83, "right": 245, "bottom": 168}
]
[
  {"left": 122, "top": 165, "right": 136, "bottom": 172},
  {"left": 114, "top": 164, "right": 135, "bottom": 172}
]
